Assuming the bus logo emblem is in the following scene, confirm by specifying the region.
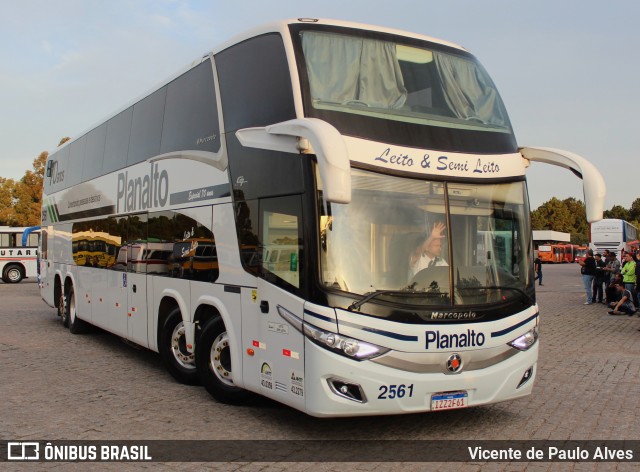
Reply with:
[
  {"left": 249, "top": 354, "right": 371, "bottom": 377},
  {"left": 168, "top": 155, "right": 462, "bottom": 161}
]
[{"left": 446, "top": 354, "right": 463, "bottom": 373}]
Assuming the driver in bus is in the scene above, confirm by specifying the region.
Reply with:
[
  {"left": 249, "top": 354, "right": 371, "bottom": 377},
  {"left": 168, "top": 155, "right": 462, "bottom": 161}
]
[{"left": 409, "top": 221, "right": 448, "bottom": 278}]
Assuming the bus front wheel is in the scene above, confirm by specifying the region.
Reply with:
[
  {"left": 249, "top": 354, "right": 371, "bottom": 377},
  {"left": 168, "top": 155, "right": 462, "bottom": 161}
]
[
  {"left": 159, "top": 308, "right": 199, "bottom": 385},
  {"left": 196, "top": 316, "right": 253, "bottom": 405},
  {"left": 2, "top": 265, "right": 24, "bottom": 283}
]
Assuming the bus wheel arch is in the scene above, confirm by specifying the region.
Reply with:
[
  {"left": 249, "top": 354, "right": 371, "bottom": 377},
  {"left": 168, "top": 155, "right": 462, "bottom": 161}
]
[
  {"left": 196, "top": 313, "right": 253, "bottom": 405},
  {"left": 2, "top": 263, "right": 25, "bottom": 283},
  {"left": 158, "top": 297, "right": 199, "bottom": 385},
  {"left": 66, "top": 285, "right": 90, "bottom": 334}
]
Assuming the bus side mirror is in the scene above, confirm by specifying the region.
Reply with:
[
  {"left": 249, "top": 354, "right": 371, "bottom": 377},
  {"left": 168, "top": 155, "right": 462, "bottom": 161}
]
[
  {"left": 237, "top": 118, "right": 352, "bottom": 204},
  {"left": 520, "top": 147, "right": 606, "bottom": 223}
]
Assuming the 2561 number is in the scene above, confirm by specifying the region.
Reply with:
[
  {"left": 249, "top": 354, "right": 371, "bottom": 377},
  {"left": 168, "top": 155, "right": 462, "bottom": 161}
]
[{"left": 378, "top": 384, "right": 414, "bottom": 400}]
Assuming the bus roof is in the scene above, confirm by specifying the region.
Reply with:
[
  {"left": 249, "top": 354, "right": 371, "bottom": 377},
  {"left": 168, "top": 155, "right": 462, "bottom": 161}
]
[
  {"left": 217, "top": 18, "right": 467, "bottom": 56},
  {"left": 48, "top": 18, "right": 467, "bottom": 156}
]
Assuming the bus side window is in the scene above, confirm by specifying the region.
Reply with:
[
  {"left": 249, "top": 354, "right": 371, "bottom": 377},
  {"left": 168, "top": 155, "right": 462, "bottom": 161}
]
[
  {"left": 147, "top": 208, "right": 218, "bottom": 282},
  {"left": 161, "top": 59, "right": 220, "bottom": 155},
  {"left": 127, "top": 87, "right": 167, "bottom": 166},
  {"left": 216, "top": 33, "right": 296, "bottom": 133},
  {"left": 258, "top": 195, "right": 304, "bottom": 293}
]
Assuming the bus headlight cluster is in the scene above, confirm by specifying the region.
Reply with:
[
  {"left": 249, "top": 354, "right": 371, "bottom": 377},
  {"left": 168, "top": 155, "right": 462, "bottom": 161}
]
[
  {"left": 276, "top": 304, "right": 389, "bottom": 361},
  {"left": 507, "top": 326, "right": 539, "bottom": 351},
  {"left": 303, "top": 323, "right": 389, "bottom": 361}
]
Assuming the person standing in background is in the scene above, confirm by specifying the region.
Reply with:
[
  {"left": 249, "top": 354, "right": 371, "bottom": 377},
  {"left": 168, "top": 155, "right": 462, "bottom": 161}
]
[
  {"left": 534, "top": 255, "right": 543, "bottom": 286},
  {"left": 579, "top": 249, "right": 596, "bottom": 305},
  {"left": 621, "top": 252, "right": 637, "bottom": 306},
  {"left": 592, "top": 253, "right": 607, "bottom": 304}
]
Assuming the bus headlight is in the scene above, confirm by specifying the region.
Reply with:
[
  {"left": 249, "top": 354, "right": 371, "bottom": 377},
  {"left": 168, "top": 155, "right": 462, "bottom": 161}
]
[
  {"left": 303, "top": 323, "right": 389, "bottom": 361},
  {"left": 275, "top": 304, "right": 389, "bottom": 361},
  {"left": 507, "top": 326, "right": 539, "bottom": 351}
]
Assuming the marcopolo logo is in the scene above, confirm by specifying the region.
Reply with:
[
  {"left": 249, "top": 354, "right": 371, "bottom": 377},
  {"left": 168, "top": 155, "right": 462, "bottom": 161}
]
[
  {"left": 430, "top": 311, "right": 478, "bottom": 320},
  {"left": 117, "top": 163, "right": 169, "bottom": 213},
  {"left": 425, "top": 329, "right": 485, "bottom": 350}
]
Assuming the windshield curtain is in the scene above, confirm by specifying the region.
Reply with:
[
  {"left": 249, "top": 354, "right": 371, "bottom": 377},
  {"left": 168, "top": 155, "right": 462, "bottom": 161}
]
[
  {"left": 319, "top": 169, "right": 532, "bottom": 307},
  {"left": 300, "top": 30, "right": 511, "bottom": 132}
]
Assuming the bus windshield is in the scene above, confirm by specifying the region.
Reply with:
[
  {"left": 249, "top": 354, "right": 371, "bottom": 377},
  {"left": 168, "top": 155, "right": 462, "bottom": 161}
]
[
  {"left": 298, "top": 29, "right": 512, "bottom": 137},
  {"left": 319, "top": 169, "right": 533, "bottom": 308}
]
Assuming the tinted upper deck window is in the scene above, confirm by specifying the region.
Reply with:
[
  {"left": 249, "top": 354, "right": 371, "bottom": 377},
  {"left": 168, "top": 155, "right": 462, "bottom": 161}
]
[
  {"left": 216, "top": 34, "right": 296, "bottom": 132},
  {"left": 161, "top": 59, "right": 220, "bottom": 154},
  {"left": 127, "top": 87, "right": 167, "bottom": 166},
  {"left": 103, "top": 107, "right": 133, "bottom": 174},
  {"left": 82, "top": 123, "right": 107, "bottom": 181}
]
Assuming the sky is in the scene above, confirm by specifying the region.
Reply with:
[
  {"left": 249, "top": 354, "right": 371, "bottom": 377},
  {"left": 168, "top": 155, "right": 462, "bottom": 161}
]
[{"left": 1, "top": 0, "right": 638, "bottom": 211}]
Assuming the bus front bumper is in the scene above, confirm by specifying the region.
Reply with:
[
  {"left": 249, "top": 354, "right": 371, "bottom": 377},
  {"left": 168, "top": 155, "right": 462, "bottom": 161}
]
[{"left": 302, "top": 339, "right": 538, "bottom": 417}]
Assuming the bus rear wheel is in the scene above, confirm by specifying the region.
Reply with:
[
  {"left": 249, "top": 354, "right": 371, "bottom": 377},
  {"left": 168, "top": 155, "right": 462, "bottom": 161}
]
[
  {"left": 67, "top": 287, "right": 90, "bottom": 334},
  {"left": 196, "top": 316, "right": 253, "bottom": 405},
  {"left": 159, "top": 308, "right": 199, "bottom": 385},
  {"left": 2, "top": 265, "right": 24, "bottom": 283}
]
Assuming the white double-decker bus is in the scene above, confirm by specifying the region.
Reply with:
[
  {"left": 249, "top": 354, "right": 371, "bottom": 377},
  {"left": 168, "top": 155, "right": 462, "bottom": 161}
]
[
  {"left": 1, "top": 226, "right": 39, "bottom": 283},
  {"left": 40, "top": 19, "right": 605, "bottom": 416},
  {"left": 590, "top": 219, "right": 638, "bottom": 259}
]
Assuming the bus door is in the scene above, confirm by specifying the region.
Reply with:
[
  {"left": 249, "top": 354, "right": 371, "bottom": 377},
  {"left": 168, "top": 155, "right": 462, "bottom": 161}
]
[
  {"left": 241, "top": 197, "right": 305, "bottom": 409},
  {"left": 126, "top": 214, "right": 149, "bottom": 348}
]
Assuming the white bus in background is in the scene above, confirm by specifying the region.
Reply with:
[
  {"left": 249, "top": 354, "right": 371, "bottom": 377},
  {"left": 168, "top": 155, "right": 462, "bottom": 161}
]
[
  {"left": 590, "top": 219, "right": 638, "bottom": 258},
  {"left": 39, "top": 19, "right": 605, "bottom": 417},
  {"left": 0, "top": 226, "right": 39, "bottom": 283}
]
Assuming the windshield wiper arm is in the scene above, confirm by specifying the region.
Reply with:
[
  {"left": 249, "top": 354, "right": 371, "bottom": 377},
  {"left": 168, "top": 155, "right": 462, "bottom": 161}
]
[{"left": 347, "top": 289, "right": 417, "bottom": 312}]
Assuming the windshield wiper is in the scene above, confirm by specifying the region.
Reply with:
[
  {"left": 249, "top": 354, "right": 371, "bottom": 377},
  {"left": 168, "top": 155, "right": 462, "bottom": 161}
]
[
  {"left": 458, "top": 286, "right": 535, "bottom": 306},
  {"left": 347, "top": 288, "right": 421, "bottom": 312}
]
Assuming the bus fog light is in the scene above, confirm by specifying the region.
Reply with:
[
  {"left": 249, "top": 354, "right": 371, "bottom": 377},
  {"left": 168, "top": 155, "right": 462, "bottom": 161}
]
[
  {"left": 508, "top": 327, "right": 539, "bottom": 351},
  {"left": 517, "top": 366, "right": 534, "bottom": 388},
  {"left": 327, "top": 378, "right": 367, "bottom": 403}
]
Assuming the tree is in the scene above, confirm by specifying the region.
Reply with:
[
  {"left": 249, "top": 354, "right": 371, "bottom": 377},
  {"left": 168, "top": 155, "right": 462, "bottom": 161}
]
[
  {"left": 629, "top": 198, "right": 640, "bottom": 222},
  {"left": 0, "top": 177, "right": 17, "bottom": 225},
  {"left": 12, "top": 151, "right": 48, "bottom": 226},
  {"left": 562, "top": 198, "right": 589, "bottom": 245},
  {"left": 530, "top": 197, "right": 573, "bottom": 233},
  {"left": 0, "top": 137, "right": 68, "bottom": 227},
  {"left": 604, "top": 205, "right": 629, "bottom": 221}
]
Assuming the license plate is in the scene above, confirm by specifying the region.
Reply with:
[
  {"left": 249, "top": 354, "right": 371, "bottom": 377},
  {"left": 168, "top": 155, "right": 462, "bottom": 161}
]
[{"left": 431, "top": 391, "right": 468, "bottom": 411}]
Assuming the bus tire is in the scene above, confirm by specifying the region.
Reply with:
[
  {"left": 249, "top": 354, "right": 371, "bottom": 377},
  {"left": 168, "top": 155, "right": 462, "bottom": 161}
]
[
  {"left": 159, "top": 308, "right": 199, "bottom": 385},
  {"left": 60, "top": 287, "right": 70, "bottom": 328},
  {"left": 2, "top": 264, "right": 24, "bottom": 283},
  {"left": 67, "top": 287, "right": 90, "bottom": 334},
  {"left": 196, "top": 316, "right": 253, "bottom": 405}
]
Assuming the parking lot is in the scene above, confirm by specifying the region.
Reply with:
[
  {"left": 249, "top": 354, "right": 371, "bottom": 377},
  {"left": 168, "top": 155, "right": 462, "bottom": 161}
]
[{"left": 1, "top": 264, "right": 639, "bottom": 471}]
